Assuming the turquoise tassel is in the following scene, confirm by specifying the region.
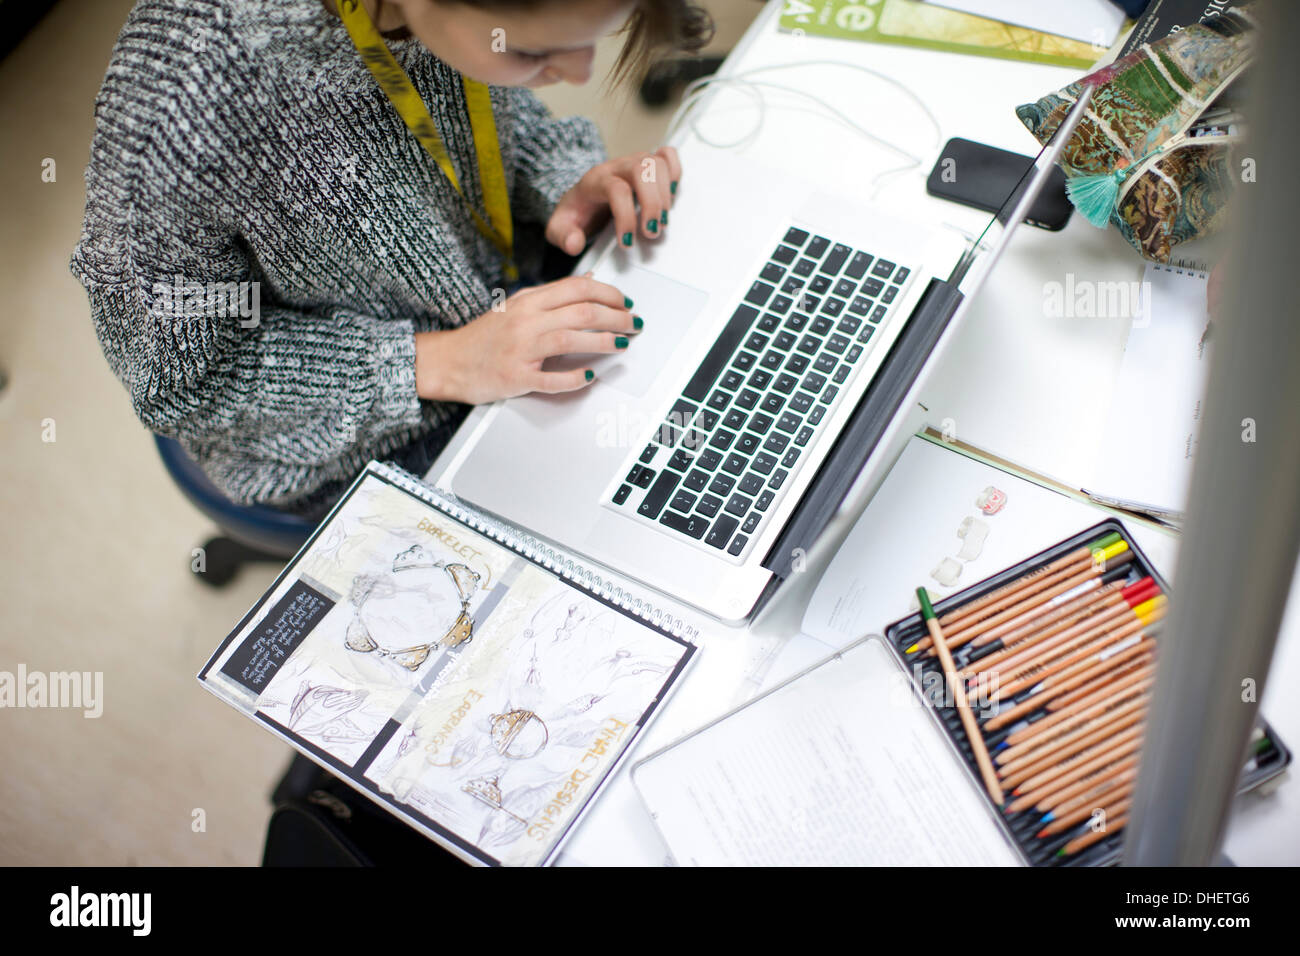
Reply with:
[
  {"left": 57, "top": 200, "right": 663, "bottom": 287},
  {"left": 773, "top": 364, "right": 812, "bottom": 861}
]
[{"left": 1065, "top": 171, "right": 1124, "bottom": 228}]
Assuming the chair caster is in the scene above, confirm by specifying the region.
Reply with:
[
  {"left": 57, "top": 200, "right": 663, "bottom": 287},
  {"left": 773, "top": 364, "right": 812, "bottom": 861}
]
[{"left": 191, "top": 535, "right": 290, "bottom": 587}]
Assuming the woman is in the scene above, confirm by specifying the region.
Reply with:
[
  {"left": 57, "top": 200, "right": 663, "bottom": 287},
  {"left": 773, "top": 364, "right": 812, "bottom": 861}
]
[{"left": 71, "top": 0, "right": 712, "bottom": 521}]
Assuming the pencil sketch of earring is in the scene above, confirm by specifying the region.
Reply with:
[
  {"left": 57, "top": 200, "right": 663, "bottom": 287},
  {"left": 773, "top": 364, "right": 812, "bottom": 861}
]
[
  {"left": 489, "top": 709, "right": 549, "bottom": 760},
  {"left": 462, "top": 775, "right": 527, "bottom": 826}
]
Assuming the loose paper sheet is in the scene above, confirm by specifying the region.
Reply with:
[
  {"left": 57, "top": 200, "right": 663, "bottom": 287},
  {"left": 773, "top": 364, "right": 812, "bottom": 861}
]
[{"left": 634, "top": 637, "right": 1021, "bottom": 866}]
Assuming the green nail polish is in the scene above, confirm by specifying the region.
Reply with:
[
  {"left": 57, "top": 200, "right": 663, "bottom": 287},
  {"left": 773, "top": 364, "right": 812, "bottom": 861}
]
[
  {"left": 585, "top": 369, "right": 594, "bottom": 382},
  {"left": 647, "top": 219, "right": 658, "bottom": 234},
  {"left": 623, "top": 295, "right": 634, "bottom": 308},
  {"left": 660, "top": 210, "right": 667, "bottom": 225},
  {"left": 622, "top": 232, "right": 632, "bottom": 246},
  {"left": 632, "top": 315, "right": 643, "bottom": 330},
  {"left": 670, "top": 180, "right": 678, "bottom": 194},
  {"left": 615, "top": 336, "right": 629, "bottom": 349}
]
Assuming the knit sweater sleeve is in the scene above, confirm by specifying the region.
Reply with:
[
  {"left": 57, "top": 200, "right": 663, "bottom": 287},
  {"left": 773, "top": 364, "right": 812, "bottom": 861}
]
[
  {"left": 500, "top": 85, "right": 608, "bottom": 227},
  {"left": 70, "top": 102, "right": 425, "bottom": 504}
]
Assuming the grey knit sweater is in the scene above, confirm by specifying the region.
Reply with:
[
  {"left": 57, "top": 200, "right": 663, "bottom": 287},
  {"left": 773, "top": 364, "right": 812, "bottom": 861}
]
[{"left": 71, "top": 0, "right": 607, "bottom": 514}]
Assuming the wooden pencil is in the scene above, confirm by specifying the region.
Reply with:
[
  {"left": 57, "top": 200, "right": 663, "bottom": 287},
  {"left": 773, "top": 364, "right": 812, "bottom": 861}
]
[
  {"left": 997, "top": 696, "right": 1147, "bottom": 769},
  {"left": 1057, "top": 813, "right": 1129, "bottom": 857},
  {"left": 984, "top": 614, "right": 1162, "bottom": 705},
  {"left": 1002, "top": 677, "right": 1153, "bottom": 748},
  {"left": 924, "top": 548, "right": 1135, "bottom": 655},
  {"left": 983, "top": 646, "right": 1155, "bottom": 731},
  {"left": 1044, "top": 765, "right": 1139, "bottom": 820},
  {"left": 968, "top": 576, "right": 1158, "bottom": 666},
  {"left": 1043, "top": 658, "right": 1156, "bottom": 713},
  {"left": 917, "top": 587, "right": 1003, "bottom": 806},
  {"left": 1013, "top": 747, "right": 1142, "bottom": 813},
  {"left": 971, "top": 606, "right": 1161, "bottom": 705},
  {"left": 1038, "top": 790, "right": 1133, "bottom": 838},
  {"left": 931, "top": 531, "right": 1122, "bottom": 631},
  {"left": 1013, "top": 725, "right": 1145, "bottom": 795},
  {"left": 964, "top": 580, "right": 1132, "bottom": 661},
  {"left": 1000, "top": 714, "right": 1146, "bottom": 788}
]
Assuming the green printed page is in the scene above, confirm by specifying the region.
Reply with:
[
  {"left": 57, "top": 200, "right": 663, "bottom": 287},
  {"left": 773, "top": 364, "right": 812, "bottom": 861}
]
[{"left": 778, "top": 0, "right": 1106, "bottom": 69}]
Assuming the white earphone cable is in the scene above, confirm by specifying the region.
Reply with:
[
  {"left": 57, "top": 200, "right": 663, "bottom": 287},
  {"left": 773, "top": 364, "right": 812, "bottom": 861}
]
[{"left": 662, "top": 59, "right": 944, "bottom": 193}]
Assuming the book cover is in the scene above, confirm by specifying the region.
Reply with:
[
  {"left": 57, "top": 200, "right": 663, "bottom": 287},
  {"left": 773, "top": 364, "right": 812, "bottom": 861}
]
[{"left": 777, "top": 0, "right": 1107, "bottom": 69}]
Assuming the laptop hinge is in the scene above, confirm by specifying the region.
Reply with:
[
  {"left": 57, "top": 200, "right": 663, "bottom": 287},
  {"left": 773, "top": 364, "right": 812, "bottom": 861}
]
[{"left": 752, "top": 277, "right": 965, "bottom": 615}]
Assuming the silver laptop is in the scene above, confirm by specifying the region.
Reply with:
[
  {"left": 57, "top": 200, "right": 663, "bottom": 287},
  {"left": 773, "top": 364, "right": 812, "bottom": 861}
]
[{"left": 444, "top": 90, "right": 1094, "bottom": 622}]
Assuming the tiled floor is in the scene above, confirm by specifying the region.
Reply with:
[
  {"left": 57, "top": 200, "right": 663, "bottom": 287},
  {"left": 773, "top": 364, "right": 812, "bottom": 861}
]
[{"left": 0, "top": 0, "right": 761, "bottom": 865}]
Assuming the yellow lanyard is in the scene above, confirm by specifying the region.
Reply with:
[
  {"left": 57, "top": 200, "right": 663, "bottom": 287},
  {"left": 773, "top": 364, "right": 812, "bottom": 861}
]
[{"left": 337, "top": 0, "right": 518, "bottom": 282}]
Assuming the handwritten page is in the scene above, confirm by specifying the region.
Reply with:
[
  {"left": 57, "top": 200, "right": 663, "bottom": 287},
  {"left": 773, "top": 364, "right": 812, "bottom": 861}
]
[{"left": 633, "top": 637, "right": 1021, "bottom": 865}]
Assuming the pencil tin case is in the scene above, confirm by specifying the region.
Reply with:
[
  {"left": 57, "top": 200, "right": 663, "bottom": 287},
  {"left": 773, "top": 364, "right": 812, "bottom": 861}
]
[{"left": 884, "top": 518, "right": 1292, "bottom": 867}]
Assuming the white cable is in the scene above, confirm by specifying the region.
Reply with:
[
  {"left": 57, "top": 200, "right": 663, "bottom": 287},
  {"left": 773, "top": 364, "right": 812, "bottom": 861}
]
[{"left": 662, "top": 60, "right": 944, "bottom": 191}]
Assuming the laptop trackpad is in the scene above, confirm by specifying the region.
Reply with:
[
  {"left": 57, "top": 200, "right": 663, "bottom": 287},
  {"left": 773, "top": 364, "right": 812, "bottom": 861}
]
[{"left": 541, "top": 267, "right": 710, "bottom": 398}]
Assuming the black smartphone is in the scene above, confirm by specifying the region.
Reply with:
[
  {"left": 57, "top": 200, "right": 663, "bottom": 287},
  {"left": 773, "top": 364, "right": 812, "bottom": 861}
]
[{"left": 926, "top": 137, "right": 1073, "bottom": 231}]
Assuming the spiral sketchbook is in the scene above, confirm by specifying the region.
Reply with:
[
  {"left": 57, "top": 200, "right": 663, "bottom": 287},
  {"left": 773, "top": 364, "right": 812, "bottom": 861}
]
[
  {"left": 1079, "top": 260, "right": 1214, "bottom": 524},
  {"left": 198, "top": 460, "right": 699, "bottom": 866}
]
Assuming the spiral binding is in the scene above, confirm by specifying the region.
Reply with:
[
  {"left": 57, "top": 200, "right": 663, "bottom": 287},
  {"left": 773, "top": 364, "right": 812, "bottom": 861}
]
[
  {"left": 1151, "top": 258, "right": 1210, "bottom": 279},
  {"left": 371, "top": 461, "right": 701, "bottom": 643}
]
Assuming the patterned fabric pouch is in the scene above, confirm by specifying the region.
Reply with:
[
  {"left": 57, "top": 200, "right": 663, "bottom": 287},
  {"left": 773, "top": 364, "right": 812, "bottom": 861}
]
[{"left": 1015, "top": 8, "right": 1256, "bottom": 262}]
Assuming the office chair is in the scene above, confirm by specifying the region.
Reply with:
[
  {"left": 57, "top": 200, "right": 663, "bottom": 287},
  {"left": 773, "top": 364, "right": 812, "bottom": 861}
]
[{"left": 153, "top": 434, "right": 315, "bottom": 587}]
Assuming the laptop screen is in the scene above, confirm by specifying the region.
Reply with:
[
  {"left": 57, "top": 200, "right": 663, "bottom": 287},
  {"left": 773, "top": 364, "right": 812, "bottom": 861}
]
[
  {"left": 755, "top": 88, "right": 1095, "bottom": 614},
  {"left": 949, "top": 86, "right": 1095, "bottom": 294}
]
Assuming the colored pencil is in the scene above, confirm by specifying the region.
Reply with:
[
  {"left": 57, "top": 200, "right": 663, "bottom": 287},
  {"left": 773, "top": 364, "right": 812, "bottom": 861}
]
[
  {"left": 922, "top": 548, "right": 1135, "bottom": 656},
  {"left": 983, "top": 646, "right": 1155, "bottom": 731},
  {"left": 1057, "top": 813, "right": 1129, "bottom": 857},
  {"left": 983, "top": 613, "right": 1163, "bottom": 704},
  {"left": 1012, "top": 725, "right": 1145, "bottom": 795},
  {"left": 970, "top": 603, "right": 1163, "bottom": 704},
  {"left": 1000, "top": 714, "right": 1146, "bottom": 788},
  {"left": 917, "top": 587, "right": 1003, "bottom": 806},
  {"left": 1037, "top": 790, "right": 1133, "bottom": 838},
  {"left": 967, "top": 575, "right": 1157, "bottom": 661},
  {"left": 1002, "top": 678, "right": 1153, "bottom": 748},
  {"left": 930, "top": 531, "right": 1122, "bottom": 631},
  {"left": 1042, "top": 768, "right": 1138, "bottom": 822},
  {"left": 905, "top": 532, "right": 1125, "bottom": 654},
  {"left": 997, "top": 695, "right": 1148, "bottom": 768}
]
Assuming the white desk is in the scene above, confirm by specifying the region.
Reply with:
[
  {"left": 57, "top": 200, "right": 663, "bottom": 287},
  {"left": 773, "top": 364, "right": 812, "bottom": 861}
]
[{"left": 430, "top": 0, "right": 1299, "bottom": 865}]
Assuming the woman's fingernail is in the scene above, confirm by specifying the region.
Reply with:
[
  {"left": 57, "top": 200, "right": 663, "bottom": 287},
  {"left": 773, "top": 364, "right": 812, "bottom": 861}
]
[
  {"left": 670, "top": 180, "right": 678, "bottom": 194},
  {"left": 615, "top": 336, "right": 629, "bottom": 349},
  {"left": 632, "top": 315, "right": 643, "bottom": 330},
  {"left": 660, "top": 210, "right": 667, "bottom": 225},
  {"left": 622, "top": 232, "right": 633, "bottom": 246},
  {"left": 647, "top": 219, "right": 658, "bottom": 234},
  {"left": 623, "top": 295, "right": 634, "bottom": 308},
  {"left": 585, "top": 369, "right": 594, "bottom": 382}
]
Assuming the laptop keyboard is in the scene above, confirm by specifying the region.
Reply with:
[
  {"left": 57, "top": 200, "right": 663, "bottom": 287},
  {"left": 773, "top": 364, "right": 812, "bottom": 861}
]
[{"left": 609, "top": 226, "right": 915, "bottom": 560}]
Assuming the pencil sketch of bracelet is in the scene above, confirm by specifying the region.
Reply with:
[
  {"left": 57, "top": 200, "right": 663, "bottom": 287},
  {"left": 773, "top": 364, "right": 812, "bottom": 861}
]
[{"left": 343, "top": 544, "right": 481, "bottom": 671}]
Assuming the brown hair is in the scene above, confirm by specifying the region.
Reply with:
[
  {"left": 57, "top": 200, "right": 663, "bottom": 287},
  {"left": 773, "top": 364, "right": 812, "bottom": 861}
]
[{"left": 322, "top": 0, "right": 715, "bottom": 94}]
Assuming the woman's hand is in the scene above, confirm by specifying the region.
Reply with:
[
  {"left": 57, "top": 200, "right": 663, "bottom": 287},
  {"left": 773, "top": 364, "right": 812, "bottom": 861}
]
[
  {"left": 414, "top": 274, "right": 641, "bottom": 404},
  {"left": 545, "top": 146, "right": 682, "bottom": 255}
]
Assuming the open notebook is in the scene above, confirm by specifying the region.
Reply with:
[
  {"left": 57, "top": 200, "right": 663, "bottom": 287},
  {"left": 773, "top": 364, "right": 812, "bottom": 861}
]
[{"left": 199, "top": 461, "right": 699, "bottom": 866}]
